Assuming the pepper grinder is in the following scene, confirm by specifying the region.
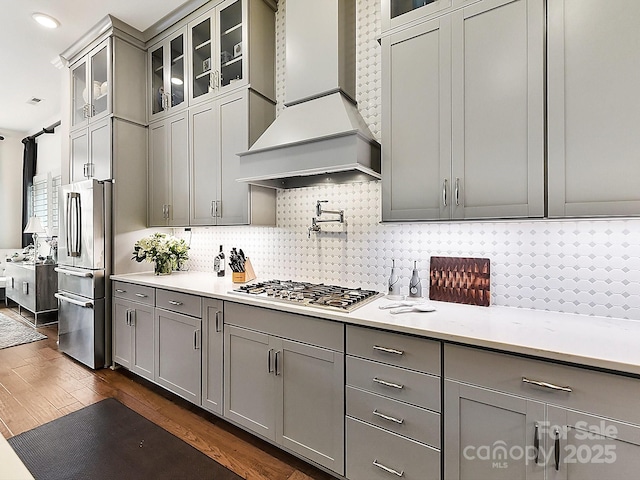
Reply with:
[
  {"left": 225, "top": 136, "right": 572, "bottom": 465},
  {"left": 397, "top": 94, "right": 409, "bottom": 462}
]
[
  {"left": 409, "top": 261, "right": 422, "bottom": 298},
  {"left": 388, "top": 259, "right": 401, "bottom": 298}
]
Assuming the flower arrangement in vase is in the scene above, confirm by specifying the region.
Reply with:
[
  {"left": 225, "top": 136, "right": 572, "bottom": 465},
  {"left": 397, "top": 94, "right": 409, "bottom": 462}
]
[{"left": 132, "top": 233, "right": 189, "bottom": 275}]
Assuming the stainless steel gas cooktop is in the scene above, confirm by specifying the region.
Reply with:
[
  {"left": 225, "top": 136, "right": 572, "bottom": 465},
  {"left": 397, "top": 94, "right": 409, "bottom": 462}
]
[{"left": 231, "top": 280, "right": 382, "bottom": 312}]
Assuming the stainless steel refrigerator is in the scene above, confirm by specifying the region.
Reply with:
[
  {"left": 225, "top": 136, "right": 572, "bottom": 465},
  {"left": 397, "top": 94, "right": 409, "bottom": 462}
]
[{"left": 55, "top": 179, "right": 112, "bottom": 369}]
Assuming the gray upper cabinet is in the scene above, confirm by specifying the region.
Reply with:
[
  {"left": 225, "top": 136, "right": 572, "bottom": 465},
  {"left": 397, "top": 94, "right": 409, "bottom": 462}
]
[
  {"left": 70, "top": 117, "right": 111, "bottom": 182},
  {"left": 188, "top": 0, "right": 276, "bottom": 106},
  {"left": 70, "top": 40, "right": 110, "bottom": 131},
  {"left": 148, "top": 27, "right": 188, "bottom": 122},
  {"left": 190, "top": 89, "right": 276, "bottom": 226},
  {"left": 382, "top": 16, "right": 452, "bottom": 221},
  {"left": 67, "top": 33, "right": 146, "bottom": 183},
  {"left": 148, "top": 111, "right": 190, "bottom": 227},
  {"left": 450, "top": 0, "right": 544, "bottom": 219},
  {"left": 547, "top": 0, "right": 640, "bottom": 217},
  {"left": 70, "top": 35, "right": 146, "bottom": 130},
  {"left": 382, "top": 0, "right": 452, "bottom": 32},
  {"left": 382, "top": 0, "right": 544, "bottom": 221}
]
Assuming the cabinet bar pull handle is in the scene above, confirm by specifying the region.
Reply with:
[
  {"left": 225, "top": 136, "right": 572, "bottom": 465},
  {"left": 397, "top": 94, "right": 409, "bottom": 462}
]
[
  {"left": 373, "top": 409, "right": 404, "bottom": 425},
  {"left": 126, "top": 309, "right": 130, "bottom": 326},
  {"left": 554, "top": 428, "right": 561, "bottom": 471},
  {"left": 454, "top": 177, "right": 460, "bottom": 206},
  {"left": 210, "top": 200, "right": 215, "bottom": 218},
  {"left": 534, "top": 422, "right": 540, "bottom": 464},
  {"left": 442, "top": 179, "right": 448, "bottom": 207},
  {"left": 115, "top": 289, "right": 126, "bottom": 293},
  {"left": 129, "top": 310, "right": 135, "bottom": 327},
  {"left": 372, "top": 459, "right": 404, "bottom": 477},
  {"left": 194, "top": 329, "right": 200, "bottom": 350},
  {"left": 215, "top": 310, "right": 221, "bottom": 333},
  {"left": 134, "top": 293, "right": 147, "bottom": 298},
  {"left": 268, "top": 349, "right": 274, "bottom": 373},
  {"left": 373, "top": 345, "right": 404, "bottom": 356},
  {"left": 275, "top": 350, "right": 281, "bottom": 376},
  {"left": 168, "top": 300, "right": 183, "bottom": 306},
  {"left": 522, "top": 377, "right": 572, "bottom": 393},
  {"left": 373, "top": 377, "right": 404, "bottom": 390}
]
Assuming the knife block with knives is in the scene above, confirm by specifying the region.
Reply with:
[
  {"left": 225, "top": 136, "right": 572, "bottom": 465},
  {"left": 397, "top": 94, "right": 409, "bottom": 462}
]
[{"left": 232, "top": 257, "right": 256, "bottom": 283}]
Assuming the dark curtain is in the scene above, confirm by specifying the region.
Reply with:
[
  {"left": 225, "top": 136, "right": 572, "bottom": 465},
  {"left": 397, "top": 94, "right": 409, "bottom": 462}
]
[{"left": 21, "top": 137, "right": 37, "bottom": 247}]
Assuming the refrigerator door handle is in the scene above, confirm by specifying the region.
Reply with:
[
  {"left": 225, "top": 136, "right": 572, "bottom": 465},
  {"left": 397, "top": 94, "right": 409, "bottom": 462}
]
[
  {"left": 55, "top": 293, "right": 94, "bottom": 309},
  {"left": 54, "top": 267, "right": 94, "bottom": 278},
  {"left": 74, "top": 193, "right": 82, "bottom": 256},
  {"left": 68, "top": 192, "right": 81, "bottom": 257}
]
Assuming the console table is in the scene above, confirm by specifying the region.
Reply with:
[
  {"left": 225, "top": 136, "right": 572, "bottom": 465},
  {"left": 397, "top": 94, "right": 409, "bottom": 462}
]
[{"left": 4, "top": 262, "right": 58, "bottom": 326}]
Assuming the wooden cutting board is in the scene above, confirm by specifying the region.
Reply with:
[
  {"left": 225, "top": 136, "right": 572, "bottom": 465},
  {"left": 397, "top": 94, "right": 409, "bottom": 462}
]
[{"left": 429, "top": 256, "right": 491, "bottom": 307}]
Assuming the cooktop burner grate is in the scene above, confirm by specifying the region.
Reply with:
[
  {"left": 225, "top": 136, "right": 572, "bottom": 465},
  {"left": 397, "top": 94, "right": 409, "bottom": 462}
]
[{"left": 231, "top": 280, "right": 382, "bottom": 312}]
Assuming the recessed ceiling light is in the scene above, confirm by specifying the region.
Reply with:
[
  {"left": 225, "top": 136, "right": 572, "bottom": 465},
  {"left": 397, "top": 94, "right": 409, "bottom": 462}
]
[{"left": 32, "top": 13, "right": 60, "bottom": 29}]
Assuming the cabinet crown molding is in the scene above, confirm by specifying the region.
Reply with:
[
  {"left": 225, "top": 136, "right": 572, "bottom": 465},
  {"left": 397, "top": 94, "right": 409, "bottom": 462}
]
[{"left": 59, "top": 15, "right": 145, "bottom": 67}]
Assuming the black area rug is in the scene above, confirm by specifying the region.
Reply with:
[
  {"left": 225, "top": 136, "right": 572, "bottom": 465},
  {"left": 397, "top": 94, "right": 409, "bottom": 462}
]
[{"left": 8, "top": 398, "right": 243, "bottom": 480}]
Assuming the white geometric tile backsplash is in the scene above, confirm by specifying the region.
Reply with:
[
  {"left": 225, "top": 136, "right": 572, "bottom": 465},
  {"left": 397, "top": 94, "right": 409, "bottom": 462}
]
[{"left": 173, "top": 0, "right": 640, "bottom": 321}]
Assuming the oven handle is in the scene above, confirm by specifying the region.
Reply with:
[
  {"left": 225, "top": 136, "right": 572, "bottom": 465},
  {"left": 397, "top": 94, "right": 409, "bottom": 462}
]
[
  {"left": 55, "top": 267, "right": 94, "bottom": 278},
  {"left": 55, "top": 293, "right": 94, "bottom": 309}
]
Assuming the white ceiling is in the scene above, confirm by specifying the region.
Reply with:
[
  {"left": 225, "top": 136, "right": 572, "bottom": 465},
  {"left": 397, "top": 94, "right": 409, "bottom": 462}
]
[{"left": 0, "top": 0, "right": 190, "bottom": 135}]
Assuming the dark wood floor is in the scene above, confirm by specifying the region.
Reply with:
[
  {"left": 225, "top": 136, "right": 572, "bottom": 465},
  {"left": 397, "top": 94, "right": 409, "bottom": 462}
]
[{"left": 0, "top": 305, "right": 336, "bottom": 480}]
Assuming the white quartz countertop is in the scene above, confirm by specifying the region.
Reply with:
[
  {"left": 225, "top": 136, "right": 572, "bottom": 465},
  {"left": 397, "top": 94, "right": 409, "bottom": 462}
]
[{"left": 111, "top": 271, "right": 640, "bottom": 376}]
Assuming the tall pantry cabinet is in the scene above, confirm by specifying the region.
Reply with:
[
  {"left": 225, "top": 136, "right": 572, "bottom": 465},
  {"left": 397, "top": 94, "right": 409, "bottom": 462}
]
[
  {"left": 147, "top": 0, "right": 277, "bottom": 228},
  {"left": 60, "top": 16, "right": 148, "bottom": 275}
]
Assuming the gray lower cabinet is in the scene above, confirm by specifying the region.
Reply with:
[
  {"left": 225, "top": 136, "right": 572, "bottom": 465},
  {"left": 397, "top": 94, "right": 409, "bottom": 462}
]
[
  {"left": 445, "top": 380, "right": 545, "bottom": 480},
  {"left": 547, "top": 0, "right": 640, "bottom": 217},
  {"left": 112, "top": 297, "right": 154, "bottom": 381},
  {"left": 224, "top": 302, "right": 344, "bottom": 475},
  {"left": 345, "top": 325, "right": 442, "bottom": 480},
  {"left": 546, "top": 407, "right": 640, "bottom": 480},
  {"left": 154, "top": 307, "right": 202, "bottom": 405},
  {"left": 445, "top": 344, "right": 640, "bottom": 480},
  {"left": 201, "top": 298, "right": 224, "bottom": 414}
]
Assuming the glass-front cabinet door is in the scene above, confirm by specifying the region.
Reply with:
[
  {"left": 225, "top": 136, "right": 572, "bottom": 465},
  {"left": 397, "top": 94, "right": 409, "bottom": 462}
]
[
  {"left": 151, "top": 45, "right": 165, "bottom": 116},
  {"left": 188, "top": 0, "right": 247, "bottom": 105},
  {"left": 89, "top": 43, "right": 109, "bottom": 121},
  {"left": 190, "top": 16, "right": 214, "bottom": 103},
  {"left": 71, "top": 59, "right": 88, "bottom": 128},
  {"left": 148, "top": 28, "right": 187, "bottom": 121},
  {"left": 382, "top": 0, "right": 453, "bottom": 31},
  {"left": 70, "top": 40, "right": 110, "bottom": 130},
  {"left": 217, "top": 0, "right": 245, "bottom": 92}
]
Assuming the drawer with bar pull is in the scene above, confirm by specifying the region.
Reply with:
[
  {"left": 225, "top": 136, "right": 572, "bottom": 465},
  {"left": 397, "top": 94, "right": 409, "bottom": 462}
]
[
  {"left": 346, "top": 324, "right": 441, "bottom": 375},
  {"left": 445, "top": 344, "right": 640, "bottom": 425},
  {"left": 347, "top": 385, "right": 440, "bottom": 448},
  {"left": 112, "top": 281, "right": 154, "bottom": 306},
  {"left": 346, "top": 417, "right": 440, "bottom": 480},
  {"left": 347, "top": 356, "right": 441, "bottom": 412},
  {"left": 156, "top": 288, "right": 202, "bottom": 318}
]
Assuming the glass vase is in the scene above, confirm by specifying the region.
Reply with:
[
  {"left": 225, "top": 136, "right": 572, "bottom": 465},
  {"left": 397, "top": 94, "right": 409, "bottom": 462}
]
[{"left": 154, "top": 259, "right": 172, "bottom": 276}]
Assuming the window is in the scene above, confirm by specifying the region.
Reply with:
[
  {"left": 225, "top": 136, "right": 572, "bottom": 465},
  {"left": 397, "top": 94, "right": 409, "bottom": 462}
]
[{"left": 29, "top": 172, "right": 61, "bottom": 236}]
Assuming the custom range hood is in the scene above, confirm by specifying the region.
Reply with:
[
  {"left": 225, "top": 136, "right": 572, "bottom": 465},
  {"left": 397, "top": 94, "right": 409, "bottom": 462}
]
[{"left": 237, "top": 0, "right": 381, "bottom": 189}]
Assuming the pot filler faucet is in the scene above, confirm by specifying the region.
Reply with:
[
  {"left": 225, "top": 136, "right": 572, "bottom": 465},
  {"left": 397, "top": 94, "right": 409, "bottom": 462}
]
[{"left": 308, "top": 200, "right": 344, "bottom": 237}]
